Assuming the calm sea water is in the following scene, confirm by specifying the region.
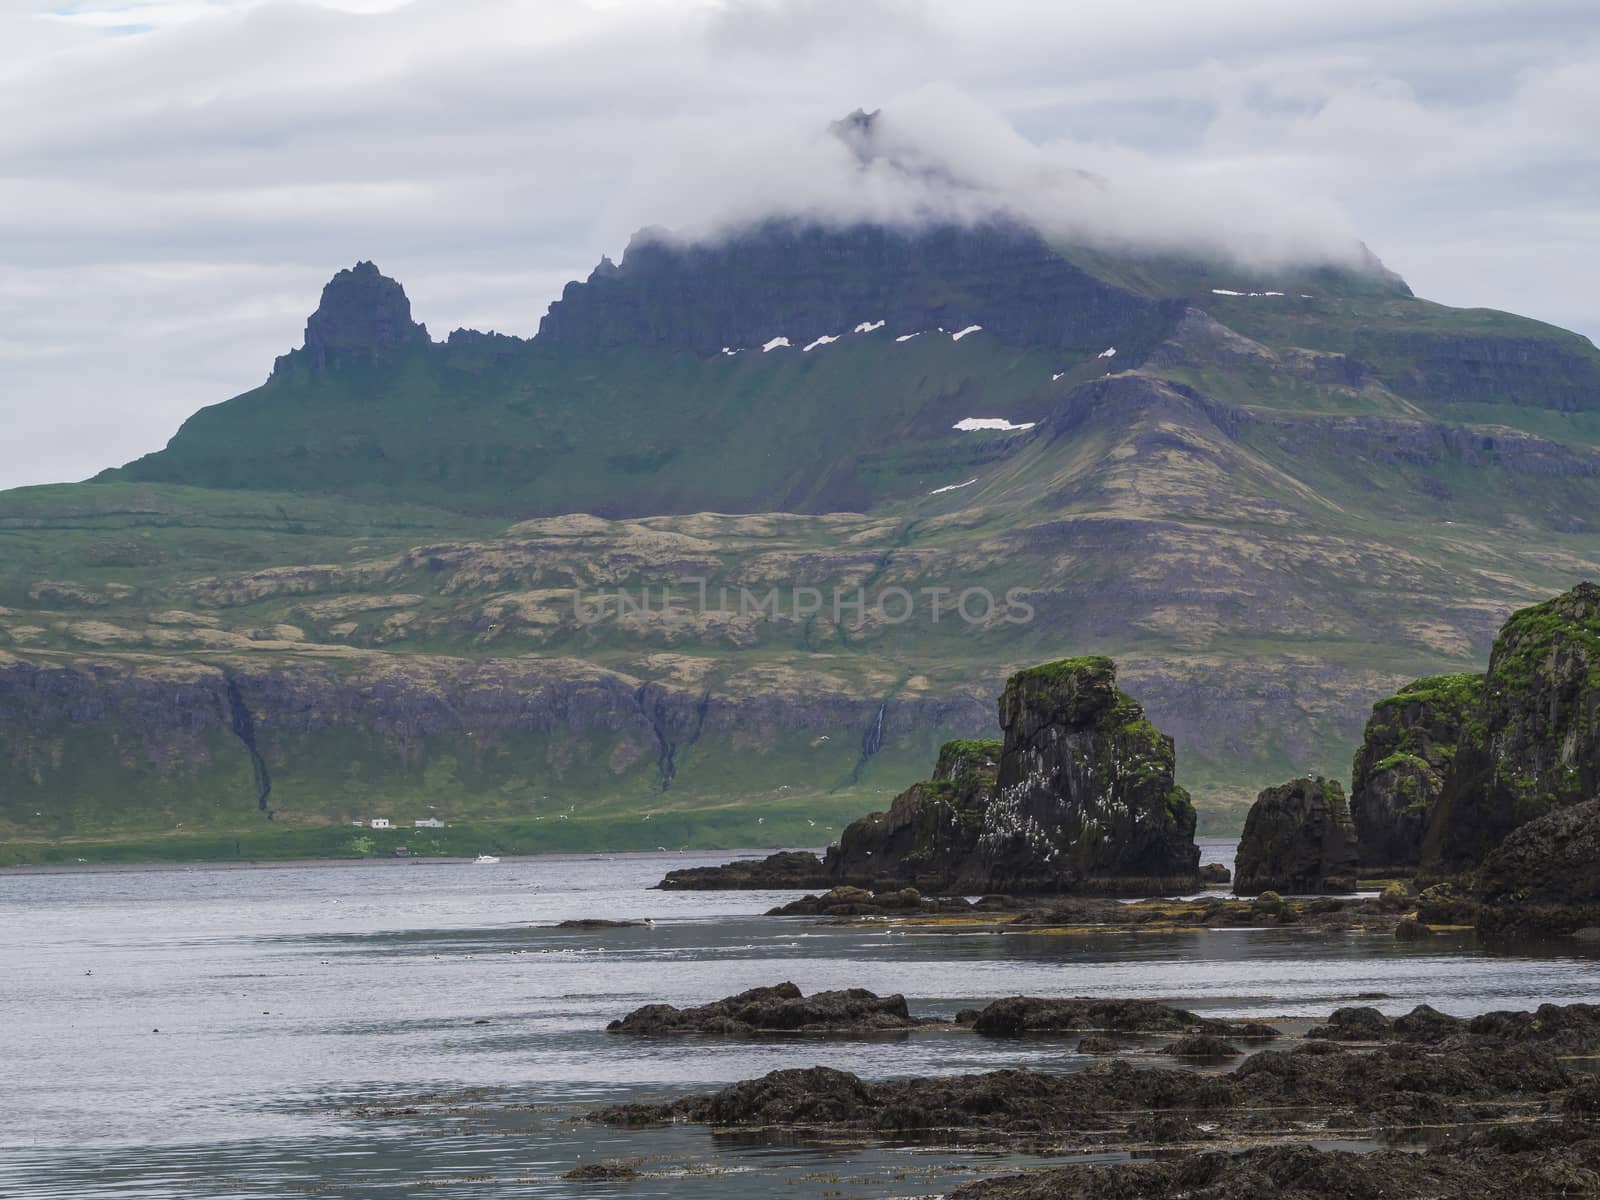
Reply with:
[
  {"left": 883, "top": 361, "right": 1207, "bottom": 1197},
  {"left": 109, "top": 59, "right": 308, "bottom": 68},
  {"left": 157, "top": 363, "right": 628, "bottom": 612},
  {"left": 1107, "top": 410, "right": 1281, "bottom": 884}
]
[{"left": 5, "top": 838, "right": 1600, "bottom": 1198}]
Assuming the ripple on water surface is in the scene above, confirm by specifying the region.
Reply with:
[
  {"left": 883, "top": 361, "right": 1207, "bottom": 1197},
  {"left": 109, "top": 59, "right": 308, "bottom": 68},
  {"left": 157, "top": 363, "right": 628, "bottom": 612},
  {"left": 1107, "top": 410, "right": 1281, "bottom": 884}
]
[{"left": 4, "top": 844, "right": 1599, "bottom": 1198}]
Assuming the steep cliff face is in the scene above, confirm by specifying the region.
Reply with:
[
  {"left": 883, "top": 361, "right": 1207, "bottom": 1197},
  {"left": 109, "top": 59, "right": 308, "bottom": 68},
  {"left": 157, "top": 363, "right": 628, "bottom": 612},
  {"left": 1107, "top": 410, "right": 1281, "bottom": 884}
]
[
  {"left": 974, "top": 657, "right": 1200, "bottom": 892},
  {"left": 0, "top": 650, "right": 989, "bottom": 842},
  {"left": 819, "top": 657, "right": 1201, "bottom": 895},
  {"left": 1349, "top": 673, "right": 1482, "bottom": 873},
  {"left": 1234, "top": 776, "right": 1359, "bottom": 895},
  {"left": 1423, "top": 582, "right": 1600, "bottom": 874},
  {"left": 537, "top": 221, "right": 1180, "bottom": 357}
]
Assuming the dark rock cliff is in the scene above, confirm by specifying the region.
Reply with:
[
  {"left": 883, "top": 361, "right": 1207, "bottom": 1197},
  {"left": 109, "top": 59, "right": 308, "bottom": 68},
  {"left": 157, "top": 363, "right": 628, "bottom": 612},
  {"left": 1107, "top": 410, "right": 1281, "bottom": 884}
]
[
  {"left": 537, "top": 221, "right": 1179, "bottom": 356},
  {"left": 1349, "top": 673, "right": 1482, "bottom": 873},
  {"left": 273, "top": 261, "right": 430, "bottom": 375},
  {"left": 822, "top": 738, "right": 1002, "bottom": 890},
  {"left": 1234, "top": 776, "right": 1359, "bottom": 895},
  {"left": 970, "top": 657, "right": 1200, "bottom": 892},
  {"left": 1423, "top": 582, "right": 1600, "bottom": 875}
]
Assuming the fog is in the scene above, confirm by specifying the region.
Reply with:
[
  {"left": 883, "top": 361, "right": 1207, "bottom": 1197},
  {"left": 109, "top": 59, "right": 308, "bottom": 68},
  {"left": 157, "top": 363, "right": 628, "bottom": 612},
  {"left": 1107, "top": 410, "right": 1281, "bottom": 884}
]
[{"left": 621, "top": 84, "right": 1368, "bottom": 270}]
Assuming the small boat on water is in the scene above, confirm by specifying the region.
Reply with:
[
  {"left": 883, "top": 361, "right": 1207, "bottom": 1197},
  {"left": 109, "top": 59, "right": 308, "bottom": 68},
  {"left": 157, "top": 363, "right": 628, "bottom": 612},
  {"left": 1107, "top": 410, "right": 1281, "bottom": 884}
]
[{"left": 474, "top": 854, "right": 501, "bottom": 865}]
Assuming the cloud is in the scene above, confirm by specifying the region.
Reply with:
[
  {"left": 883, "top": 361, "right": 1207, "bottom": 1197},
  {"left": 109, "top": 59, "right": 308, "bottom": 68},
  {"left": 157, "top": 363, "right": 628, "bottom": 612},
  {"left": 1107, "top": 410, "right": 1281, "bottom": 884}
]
[
  {"left": 0, "top": 0, "right": 1596, "bottom": 488},
  {"left": 615, "top": 84, "right": 1369, "bottom": 270}
]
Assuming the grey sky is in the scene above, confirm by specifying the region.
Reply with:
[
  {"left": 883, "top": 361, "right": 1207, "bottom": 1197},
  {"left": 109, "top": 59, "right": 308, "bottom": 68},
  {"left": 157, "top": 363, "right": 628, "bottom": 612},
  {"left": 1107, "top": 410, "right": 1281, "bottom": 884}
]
[{"left": 2, "top": 0, "right": 1597, "bottom": 489}]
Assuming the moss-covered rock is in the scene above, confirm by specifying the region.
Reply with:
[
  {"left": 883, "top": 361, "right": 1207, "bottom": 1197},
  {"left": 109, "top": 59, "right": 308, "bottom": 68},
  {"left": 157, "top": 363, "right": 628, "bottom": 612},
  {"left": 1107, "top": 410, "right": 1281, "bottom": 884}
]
[
  {"left": 820, "top": 657, "right": 1200, "bottom": 895},
  {"left": 822, "top": 737, "right": 1001, "bottom": 891},
  {"left": 1424, "top": 582, "right": 1600, "bottom": 874},
  {"left": 1349, "top": 673, "right": 1482, "bottom": 873},
  {"left": 1234, "top": 776, "right": 1359, "bottom": 895}
]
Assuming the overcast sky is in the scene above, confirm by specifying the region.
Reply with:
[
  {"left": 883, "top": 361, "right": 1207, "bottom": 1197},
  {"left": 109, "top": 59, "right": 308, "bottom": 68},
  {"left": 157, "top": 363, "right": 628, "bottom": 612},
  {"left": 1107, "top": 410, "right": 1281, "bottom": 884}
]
[{"left": 2, "top": 0, "right": 1597, "bottom": 490}]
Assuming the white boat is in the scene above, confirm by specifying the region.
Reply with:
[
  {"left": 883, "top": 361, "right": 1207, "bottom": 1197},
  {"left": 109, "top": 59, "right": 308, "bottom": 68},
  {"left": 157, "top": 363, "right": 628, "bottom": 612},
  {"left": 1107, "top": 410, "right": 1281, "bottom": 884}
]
[{"left": 473, "top": 854, "right": 501, "bottom": 864}]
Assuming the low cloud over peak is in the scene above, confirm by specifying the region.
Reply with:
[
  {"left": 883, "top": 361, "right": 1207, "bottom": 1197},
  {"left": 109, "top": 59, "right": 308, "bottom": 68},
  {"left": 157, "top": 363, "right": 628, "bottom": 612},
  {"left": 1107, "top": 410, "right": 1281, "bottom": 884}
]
[{"left": 613, "top": 84, "right": 1371, "bottom": 272}]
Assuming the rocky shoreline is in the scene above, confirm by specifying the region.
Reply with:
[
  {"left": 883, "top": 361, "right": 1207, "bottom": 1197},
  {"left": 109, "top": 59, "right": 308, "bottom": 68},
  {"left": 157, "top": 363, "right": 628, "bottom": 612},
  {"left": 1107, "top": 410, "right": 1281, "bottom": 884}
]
[
  {"left": 589, "top": 991, "right": 1600, "bottom": 1194},
  {"left": 666, "top": 583, "right": 1600, "bottom": 950}
]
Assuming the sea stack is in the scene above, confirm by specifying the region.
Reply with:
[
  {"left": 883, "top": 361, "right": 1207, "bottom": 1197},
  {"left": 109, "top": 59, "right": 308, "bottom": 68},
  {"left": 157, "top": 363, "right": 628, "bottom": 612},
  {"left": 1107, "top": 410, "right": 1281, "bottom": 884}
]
[{"left": 1234, "top": 776, "right": 1359, "bottom": 895}]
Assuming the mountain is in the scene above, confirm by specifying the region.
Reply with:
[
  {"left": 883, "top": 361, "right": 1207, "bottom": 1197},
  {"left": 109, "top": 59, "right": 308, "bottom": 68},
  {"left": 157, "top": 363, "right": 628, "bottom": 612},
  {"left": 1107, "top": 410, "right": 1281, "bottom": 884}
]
[{"left": 5, "top": 199, "right": 1600, "bottom": 863}]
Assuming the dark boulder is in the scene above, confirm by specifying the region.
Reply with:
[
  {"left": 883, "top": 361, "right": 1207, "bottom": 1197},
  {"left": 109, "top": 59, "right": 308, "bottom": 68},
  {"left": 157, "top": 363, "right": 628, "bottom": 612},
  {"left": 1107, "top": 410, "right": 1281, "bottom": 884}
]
[
  {"left": 1200, "top": 863, "right": 1232, "bottom": 884},
  {"left": 1234, "top": 776, "right": 1359, "bottom": 895},
  {"left": 1349, "top": 672, "right": 1481, "bottom": 873}
]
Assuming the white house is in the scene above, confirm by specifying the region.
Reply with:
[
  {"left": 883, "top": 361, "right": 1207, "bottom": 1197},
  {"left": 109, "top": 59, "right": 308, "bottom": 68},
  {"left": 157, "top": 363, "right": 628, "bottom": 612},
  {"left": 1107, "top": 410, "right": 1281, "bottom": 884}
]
[
  {"left": 414, "top": 818, "right": 445, "bottom": 828},
  {"left": 369, "top": 818, "right": 391, "bottom": 829}
]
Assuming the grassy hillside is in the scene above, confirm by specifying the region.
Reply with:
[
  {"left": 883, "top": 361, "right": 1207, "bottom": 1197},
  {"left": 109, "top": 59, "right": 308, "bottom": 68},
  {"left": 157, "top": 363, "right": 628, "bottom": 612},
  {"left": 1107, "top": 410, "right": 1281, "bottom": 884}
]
[{"left": 6, "top": 235, "right": 1600, "bottom": 862}]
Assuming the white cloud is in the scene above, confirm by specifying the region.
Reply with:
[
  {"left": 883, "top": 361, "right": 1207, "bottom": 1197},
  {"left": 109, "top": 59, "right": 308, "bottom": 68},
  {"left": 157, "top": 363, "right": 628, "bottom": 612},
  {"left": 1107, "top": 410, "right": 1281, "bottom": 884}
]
[{"left": 0, "top": 0, "right": 1596, "bottom": 488}]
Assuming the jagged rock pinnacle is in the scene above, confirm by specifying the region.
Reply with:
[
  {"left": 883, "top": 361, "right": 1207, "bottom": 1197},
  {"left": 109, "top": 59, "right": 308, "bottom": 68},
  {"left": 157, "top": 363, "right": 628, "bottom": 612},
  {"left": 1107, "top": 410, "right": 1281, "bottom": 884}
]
[{"left": 281, "top": 261, "right": 430, "bottom": 373}]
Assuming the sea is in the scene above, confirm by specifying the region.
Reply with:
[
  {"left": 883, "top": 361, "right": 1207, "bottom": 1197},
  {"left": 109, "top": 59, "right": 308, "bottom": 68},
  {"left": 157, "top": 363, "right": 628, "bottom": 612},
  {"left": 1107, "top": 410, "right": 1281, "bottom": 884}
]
[{"left": 5, "top": 838, "right": 1600, "bottom": 1198}]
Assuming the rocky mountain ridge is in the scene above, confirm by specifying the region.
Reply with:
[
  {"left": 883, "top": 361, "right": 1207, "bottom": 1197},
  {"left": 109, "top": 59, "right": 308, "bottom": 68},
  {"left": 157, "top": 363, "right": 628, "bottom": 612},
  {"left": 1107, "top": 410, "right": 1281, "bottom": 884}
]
[{"left": 7, "top": 214, "right": 1600, "bottom": 857}]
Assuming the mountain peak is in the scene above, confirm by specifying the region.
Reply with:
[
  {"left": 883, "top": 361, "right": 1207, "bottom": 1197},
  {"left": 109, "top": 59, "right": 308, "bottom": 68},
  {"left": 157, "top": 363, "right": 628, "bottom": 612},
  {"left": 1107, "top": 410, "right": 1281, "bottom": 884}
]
[{"left": 277, "top": 261, "right": 430, "bottom": 374}]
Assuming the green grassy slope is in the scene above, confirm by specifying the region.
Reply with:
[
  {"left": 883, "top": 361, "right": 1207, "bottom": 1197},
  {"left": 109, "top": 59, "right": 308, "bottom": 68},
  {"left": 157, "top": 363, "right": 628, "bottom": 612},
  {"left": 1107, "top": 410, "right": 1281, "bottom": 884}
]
[{"left": 6, "top": 239, "right": 1600, "bottom": 861}]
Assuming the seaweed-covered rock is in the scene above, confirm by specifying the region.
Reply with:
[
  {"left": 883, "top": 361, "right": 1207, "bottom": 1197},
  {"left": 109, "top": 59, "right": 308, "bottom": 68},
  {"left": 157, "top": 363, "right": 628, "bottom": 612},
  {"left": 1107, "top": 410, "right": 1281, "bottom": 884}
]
[
  {"left": 973, "top": 997, "right": 1205, "bottom": 1037},
  {"left": 563, "top": 1161, "right": 642, "bottom": 1182},
  {"left": 949, "top": 1128, "right": 1600, "bottom": 1200},
  {"left": 1162, "top": 1035, "right": 1241, "bottom": 1058},
  {"left": 1234, "top": 776, "right": 1359, "bottom": 895},
  {"left": 765, "top": 885, "right": 941, "bottom": 916},
  {"left": 606, "top": 983, "right": 925, "bottom": 1036},
  {"left": 1349, "top": 672, "right": 1482, "bottom": 873},
  {"left": 1306, "top": 1006, "right": 1393, "bottom": 1041},
  {"left": 969, "top": 996, "right": 1275, "bottom": 1040},
  {"left": 659, "top": 849, "right": 829, "bottom": 891},
  {"left": 1425, "top": 582, "right": 1600, "bottom": 874},
  {"left": 1200, "top": 863, "right": 1232, "bottom": 884}
]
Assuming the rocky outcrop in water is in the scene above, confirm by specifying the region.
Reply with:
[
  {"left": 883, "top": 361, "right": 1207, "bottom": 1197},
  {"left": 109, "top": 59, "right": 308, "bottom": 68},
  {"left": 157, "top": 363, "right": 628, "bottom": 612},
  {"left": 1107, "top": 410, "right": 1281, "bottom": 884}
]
[
  {"left": 1233, "top": 776, "right": 1358, "bottom": 895},
  {"left": 820, "top": 738, "right": 1002, "bottom": 891},
  {"left": 661, "top": 657, "right": 1201, "bottom": 896},
  {"left": 1424, "top": 582, "right": 1600, "bottom": 875},
  {"left": 656, "top": 850, "right": 832, "bottom": 891},
  {"left": 606, "top": 983, "right": 929, "bottom": 1036},
  {"left": 591, "top": 1001, "right": 1597, "bottom": 1155},
  {"left": 970, "top": 997, "right": 1278, "bottom": 1041},
  {"left": 1348, "top": 673, "right": 1481, "bottom": 874},
  {"left": 970, "top": 658, "right": 1201, "bottom": 893}
]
